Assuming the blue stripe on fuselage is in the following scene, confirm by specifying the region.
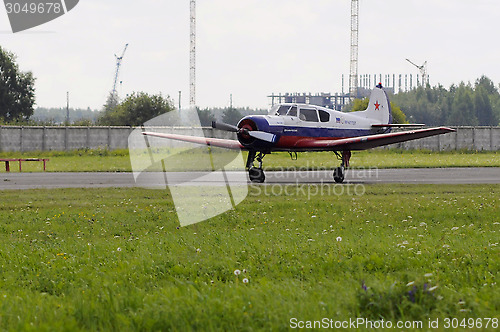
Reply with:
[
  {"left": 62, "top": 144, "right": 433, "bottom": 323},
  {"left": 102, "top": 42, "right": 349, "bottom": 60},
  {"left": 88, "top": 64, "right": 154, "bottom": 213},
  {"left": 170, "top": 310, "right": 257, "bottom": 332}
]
[
  {"left": 244, "top": 115, "right": 378, "bottom": 150},
  {"left": 249, "top": 116, "right": 372, "bottom": 138},
  {"left": 274, "top": 126, "right": 372, "bottom": 138}
]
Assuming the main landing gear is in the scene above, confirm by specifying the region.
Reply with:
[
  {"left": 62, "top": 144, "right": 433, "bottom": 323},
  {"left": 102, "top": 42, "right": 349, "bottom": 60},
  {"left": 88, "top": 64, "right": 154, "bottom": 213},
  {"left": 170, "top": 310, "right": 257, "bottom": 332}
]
[
  {"left": 333, "top": 150, "right": 351, "bottom": 183},
  {"left": 246, "top": 151, "right": 266, "bottom": 183}
]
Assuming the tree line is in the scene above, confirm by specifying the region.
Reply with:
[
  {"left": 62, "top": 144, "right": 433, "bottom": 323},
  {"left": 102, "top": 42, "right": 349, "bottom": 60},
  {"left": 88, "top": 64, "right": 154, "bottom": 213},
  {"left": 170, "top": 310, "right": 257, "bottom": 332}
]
[{"left": 391, "top": 76, "right": 499, "bottom": 126}]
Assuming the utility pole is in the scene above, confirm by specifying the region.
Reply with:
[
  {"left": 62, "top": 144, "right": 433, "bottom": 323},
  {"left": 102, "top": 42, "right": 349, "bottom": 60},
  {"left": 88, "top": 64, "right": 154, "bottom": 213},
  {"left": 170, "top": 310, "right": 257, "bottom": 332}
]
[
  {"left": 349, "top": 0, "right": 359, "bottom": 99},
  {"left": 190, "top": 0, "right": 196, "bottom": 109},
  {"left": 178, "top": 91, "right": 182, "bottom": 110},
  {"left": 66, "top": 91, "right": 70, "bottom": 124}
]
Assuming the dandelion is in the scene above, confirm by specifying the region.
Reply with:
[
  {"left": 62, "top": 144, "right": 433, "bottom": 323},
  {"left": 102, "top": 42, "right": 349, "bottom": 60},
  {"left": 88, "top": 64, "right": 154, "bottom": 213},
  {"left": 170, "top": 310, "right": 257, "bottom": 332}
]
[
  {"left": 234, "top": 269, "right": 241, "bottom": 276},
  {"left": 242, "top": 278, "right": 249, "bottom": 284},
  {"left": 336, "top": 236, "right": 342, "bottom": 242}
]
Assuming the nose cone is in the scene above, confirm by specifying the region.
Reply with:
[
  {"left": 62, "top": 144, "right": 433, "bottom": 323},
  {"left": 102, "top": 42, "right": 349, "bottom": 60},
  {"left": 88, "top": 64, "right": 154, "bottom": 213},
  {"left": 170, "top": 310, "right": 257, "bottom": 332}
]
[{"left": 237, "top": 115, "right": 275, "bottom": 149}]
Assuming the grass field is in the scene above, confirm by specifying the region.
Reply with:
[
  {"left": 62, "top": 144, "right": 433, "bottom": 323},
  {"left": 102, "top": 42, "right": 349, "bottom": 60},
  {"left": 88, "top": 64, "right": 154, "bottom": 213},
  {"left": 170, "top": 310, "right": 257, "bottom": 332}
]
[
  {"left": 0, "top": 149, "right": 499, "bottom": 172},
  {"left": 0, "top": 185, "right": 498, "bottom": 331}
]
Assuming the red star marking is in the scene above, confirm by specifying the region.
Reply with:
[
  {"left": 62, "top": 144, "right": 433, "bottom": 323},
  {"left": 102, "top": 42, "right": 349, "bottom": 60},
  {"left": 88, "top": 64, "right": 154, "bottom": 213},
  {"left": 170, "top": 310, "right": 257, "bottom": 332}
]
[{"left": 374, "top": 101, "right": 380, "bottom": 110}]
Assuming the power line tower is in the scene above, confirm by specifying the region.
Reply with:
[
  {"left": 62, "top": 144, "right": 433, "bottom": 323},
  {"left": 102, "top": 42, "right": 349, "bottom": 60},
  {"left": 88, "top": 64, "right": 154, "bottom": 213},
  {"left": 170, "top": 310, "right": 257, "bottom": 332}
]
[
  {"left": 111, "top": 43, "right": 129, "bottom": 104},
  {"left": 406, "top": 58, "right": 428, "bottom": 86},
  {"left": 349, "top": 0, "right": 359, "bottom": 99},
  {"left": 190, "top": 0, "right": 196, "bottom": 109}
]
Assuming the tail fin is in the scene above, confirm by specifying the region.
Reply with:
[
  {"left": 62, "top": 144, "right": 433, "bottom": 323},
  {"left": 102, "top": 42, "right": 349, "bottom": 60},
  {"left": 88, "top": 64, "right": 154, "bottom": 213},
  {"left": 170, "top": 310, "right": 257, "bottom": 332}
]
[{"left": 352, "top": 84, "right": 392, "bottom": 124}]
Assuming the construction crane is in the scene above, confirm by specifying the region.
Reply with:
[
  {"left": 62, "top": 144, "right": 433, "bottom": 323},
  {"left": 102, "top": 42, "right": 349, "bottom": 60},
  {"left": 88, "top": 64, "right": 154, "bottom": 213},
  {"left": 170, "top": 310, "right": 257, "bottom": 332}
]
[
  {"left": 406, "top": 58, "right": 428, "bottom": 86},
  {"left": 110, "top": 43, "right": 129, "bottom": 105},
  {"left": 190, "top": 0, "right": 196, "bottom": 109},
  {"left": 349, "top": 0, "right": 359, "bottom": 99}
]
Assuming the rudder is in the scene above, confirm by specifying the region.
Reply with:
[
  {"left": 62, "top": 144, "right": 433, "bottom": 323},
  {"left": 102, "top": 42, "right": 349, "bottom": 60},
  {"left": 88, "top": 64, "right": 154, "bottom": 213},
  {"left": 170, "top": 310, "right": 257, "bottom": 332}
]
[{"left": 352, "top": 84, "right": 391, "bottom": 124}]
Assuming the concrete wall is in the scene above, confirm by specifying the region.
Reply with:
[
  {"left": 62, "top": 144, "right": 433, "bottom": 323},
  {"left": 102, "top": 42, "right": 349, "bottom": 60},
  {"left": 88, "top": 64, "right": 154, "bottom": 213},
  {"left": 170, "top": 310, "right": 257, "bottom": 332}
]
[
  {"left": 0, "top": 125, "right": 499, "bottom": 152},
  {"left": 386, "top": 127, "right": 500, "bottom": 151}
]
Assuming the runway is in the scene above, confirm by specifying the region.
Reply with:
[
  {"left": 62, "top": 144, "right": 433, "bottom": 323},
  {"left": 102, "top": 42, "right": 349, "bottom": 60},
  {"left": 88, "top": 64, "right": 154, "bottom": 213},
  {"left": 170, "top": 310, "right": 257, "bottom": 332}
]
[{"left": 1, "top": 168, "right": 499, "bottom": 189}]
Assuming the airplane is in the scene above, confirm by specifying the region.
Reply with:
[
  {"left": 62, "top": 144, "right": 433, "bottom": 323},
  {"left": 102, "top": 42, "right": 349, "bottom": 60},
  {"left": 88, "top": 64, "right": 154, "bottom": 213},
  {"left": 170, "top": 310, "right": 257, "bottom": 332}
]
[{"left": 142, "top": 84, "right": 455, "bottom": 183}]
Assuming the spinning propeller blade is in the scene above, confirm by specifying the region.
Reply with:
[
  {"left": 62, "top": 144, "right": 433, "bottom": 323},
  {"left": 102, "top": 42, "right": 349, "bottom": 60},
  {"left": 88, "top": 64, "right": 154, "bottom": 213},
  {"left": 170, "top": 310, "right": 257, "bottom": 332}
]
[
  {"left": 211, "top": 121, "right": 239, "bottom": 132},
  {"left": 212, "top": 121, "right": 276, "bottom": 143}
]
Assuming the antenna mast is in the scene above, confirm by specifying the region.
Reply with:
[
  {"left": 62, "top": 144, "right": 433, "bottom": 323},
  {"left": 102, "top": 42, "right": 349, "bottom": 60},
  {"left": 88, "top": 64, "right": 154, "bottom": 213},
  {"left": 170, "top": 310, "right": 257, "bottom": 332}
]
[
  {"left": 190, "top": 0, "right": 196, "bottom": 109},
  {"left": 111, "top": 43, "right": 129, "bottom": 103},
  {"left": 349, "top": 0, "right": 359, "bottom": 99}
]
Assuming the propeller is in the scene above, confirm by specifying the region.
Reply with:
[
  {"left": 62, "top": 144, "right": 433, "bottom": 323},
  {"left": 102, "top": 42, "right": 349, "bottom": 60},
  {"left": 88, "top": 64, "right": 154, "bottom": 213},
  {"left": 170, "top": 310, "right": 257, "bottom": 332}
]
[
  {"left": 247, "top": 131, "right": 276, "bottom": 143},
  {"left": 211, "top": 121, "right": 239, "bottom": 132},
  {"left": 211, "top": 121, "right": 276, "bottom": 143}
]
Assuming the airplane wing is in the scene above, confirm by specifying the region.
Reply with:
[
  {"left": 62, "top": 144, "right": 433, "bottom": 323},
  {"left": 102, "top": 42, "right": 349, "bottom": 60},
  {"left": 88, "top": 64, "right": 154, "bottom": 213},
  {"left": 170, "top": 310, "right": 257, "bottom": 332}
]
[
  {"left": 371, "top": 123, "right": 425, "bottom": 128},
  {"left": 142, "top": 132, "right": 245, "bottom": 150},
  {"left": 293, "top": 127, "right": 455, "bottom": 151}
]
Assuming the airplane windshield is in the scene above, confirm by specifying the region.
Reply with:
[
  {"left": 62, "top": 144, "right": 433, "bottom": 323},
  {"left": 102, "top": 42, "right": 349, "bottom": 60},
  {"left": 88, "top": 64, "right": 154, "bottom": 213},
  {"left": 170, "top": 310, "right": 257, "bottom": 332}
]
[
  {"left": 275, "top": 105, "right": 290, "bottom": 116},
  {"left": 287, "top": 106, "right": 297, "bottom": 117}
]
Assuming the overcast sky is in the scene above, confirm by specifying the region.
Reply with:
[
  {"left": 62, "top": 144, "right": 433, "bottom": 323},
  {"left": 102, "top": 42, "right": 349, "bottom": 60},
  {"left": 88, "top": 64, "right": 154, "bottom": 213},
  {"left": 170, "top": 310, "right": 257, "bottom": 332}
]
[{"left": 1, "top": 0, "right": 498, "bottom": 110}]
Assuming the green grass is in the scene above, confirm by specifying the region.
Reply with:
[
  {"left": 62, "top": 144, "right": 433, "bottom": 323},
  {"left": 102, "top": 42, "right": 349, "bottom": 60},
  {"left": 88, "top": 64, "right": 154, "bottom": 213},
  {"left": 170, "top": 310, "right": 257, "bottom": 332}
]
[
  {"left": 0, "top": 149, "right": 499, "bottom": 172},
  {"left": 0, "top": 185, "right": 498, "bottom": 331}
]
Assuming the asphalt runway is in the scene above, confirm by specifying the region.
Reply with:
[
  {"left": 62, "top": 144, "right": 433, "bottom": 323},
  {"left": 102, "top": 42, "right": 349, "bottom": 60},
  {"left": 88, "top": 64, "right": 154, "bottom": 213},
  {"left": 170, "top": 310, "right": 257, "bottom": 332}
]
[{"left": 1, "top": 168, "right": 499, "bottom": 189}]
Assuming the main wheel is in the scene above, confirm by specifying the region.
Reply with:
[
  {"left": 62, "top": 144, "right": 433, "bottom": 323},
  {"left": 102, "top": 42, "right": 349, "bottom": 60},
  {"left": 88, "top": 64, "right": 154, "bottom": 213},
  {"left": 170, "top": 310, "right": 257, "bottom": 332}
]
[
  {"left": 333, "top": 166, "right": 344, "bottom": 183},
  {"left": 249, "top": 167, "right": 265, "bottom": 183}
]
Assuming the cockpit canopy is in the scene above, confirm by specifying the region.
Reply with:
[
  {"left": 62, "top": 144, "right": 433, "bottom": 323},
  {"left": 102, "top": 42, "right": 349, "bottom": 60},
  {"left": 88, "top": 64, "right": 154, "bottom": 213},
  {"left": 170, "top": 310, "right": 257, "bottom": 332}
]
[{"left": 270, "top": 104, "right": 330, "bottom": 123}]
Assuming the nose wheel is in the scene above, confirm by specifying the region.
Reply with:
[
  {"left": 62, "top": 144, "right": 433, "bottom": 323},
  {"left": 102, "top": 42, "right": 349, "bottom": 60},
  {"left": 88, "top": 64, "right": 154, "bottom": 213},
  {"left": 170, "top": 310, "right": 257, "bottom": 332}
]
[
  {"left": 333, "top": 150, "right": 351, "bottom": 183},
  {"left": 246, "top": 151, "right": 266, "bottom": 183},
  {"left": 249, "top": 167, "right": 265, "bottom": 183}
]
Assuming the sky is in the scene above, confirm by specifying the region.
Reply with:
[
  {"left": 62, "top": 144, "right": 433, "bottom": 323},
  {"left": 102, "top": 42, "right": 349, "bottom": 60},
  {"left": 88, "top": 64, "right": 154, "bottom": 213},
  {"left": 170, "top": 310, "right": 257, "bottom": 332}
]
[{"left": 1, "top": 0, "right": 499, "bottom": 111}]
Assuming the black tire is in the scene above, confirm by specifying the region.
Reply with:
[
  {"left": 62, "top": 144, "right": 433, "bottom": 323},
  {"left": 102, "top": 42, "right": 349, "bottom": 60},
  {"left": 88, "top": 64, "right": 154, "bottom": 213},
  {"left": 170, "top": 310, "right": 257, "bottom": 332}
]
[
  {"left": 249, "top": 167, "right": 265, "bottom": 183},
  {"left": 333, "top": 167, "right": 344, "bottom": 183}
]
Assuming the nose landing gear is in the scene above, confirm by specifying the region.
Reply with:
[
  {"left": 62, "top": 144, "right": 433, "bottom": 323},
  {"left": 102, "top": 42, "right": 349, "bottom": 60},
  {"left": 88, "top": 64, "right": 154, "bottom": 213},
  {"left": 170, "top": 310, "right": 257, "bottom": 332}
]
[{"left": 246, "top": 151, "right": 266, "bottom": 183}]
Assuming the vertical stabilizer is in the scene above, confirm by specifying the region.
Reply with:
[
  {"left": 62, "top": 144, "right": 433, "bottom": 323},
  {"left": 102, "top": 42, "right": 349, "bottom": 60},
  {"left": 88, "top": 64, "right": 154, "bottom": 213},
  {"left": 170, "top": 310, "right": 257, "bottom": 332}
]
[{"left": 352, "top": 85, "right": 391, "bottom": 124}]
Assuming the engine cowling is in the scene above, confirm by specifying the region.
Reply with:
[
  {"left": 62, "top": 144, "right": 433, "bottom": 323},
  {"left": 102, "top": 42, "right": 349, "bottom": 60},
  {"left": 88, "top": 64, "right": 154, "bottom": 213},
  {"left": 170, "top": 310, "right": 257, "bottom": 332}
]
[{"left": 237, "top": 119, "right": 258, "bottom": 146}]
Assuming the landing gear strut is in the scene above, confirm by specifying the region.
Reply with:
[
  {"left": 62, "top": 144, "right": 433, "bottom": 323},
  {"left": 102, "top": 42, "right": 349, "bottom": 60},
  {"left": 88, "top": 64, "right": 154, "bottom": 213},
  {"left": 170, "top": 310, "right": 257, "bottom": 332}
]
[
  {"left": 246, "top": 151, "right": 266, "bottom": 183},
  {"left": 333, "top": 150, "right": 351, "bottom": 183}
]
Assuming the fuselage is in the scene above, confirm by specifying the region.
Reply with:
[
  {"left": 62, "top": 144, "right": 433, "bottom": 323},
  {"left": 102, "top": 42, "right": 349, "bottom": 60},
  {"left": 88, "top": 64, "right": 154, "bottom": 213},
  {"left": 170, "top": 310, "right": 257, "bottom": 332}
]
[{"left": 237, "top": 103, "right": 389, "bottom": 152}]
